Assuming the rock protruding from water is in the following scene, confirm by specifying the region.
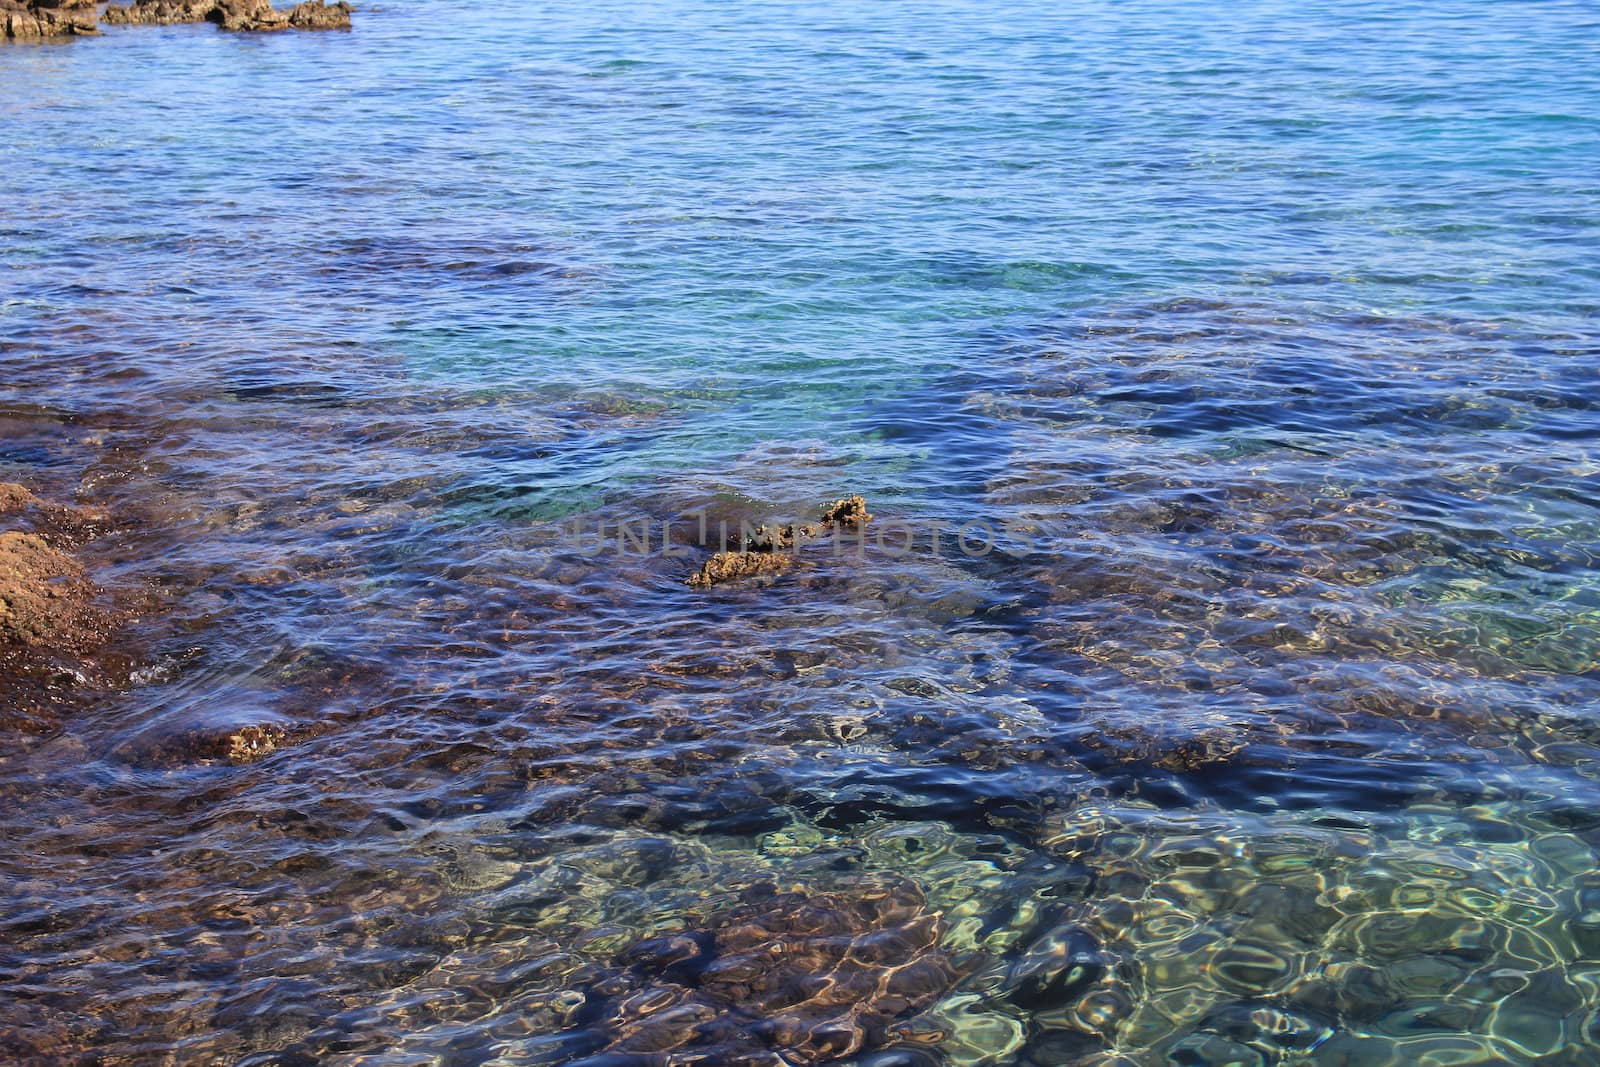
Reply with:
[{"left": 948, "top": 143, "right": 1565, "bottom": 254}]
[
  {"left": 686, "top": 548, "right": 798, "bottom": 587},
  {"left": 0, "top": 484, "right": 112, "bottom": 653},
  {"left": 687, "top": 495, "right": 873, "bottom": 588},
  {"left": 821, "top": 494, "right": 873, "bottom": 529},
  {"left": 0, "top": 0, "right": 97, "bottom": 39},
  {"left": 0, "top": 483, "right": 39, "bottom": 513},
  {"left": 1, "top": 482, "right": 123, "bottom": 735},
  {"left": 101, "top": 0, "right": 349, "bottom": 31},
  {"left": 0, "top": 533, "right": 101, "bottom": 649}
]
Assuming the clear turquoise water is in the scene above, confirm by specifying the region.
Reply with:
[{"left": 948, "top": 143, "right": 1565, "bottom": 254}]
[{"left": 2, "top": 1, "right": 1599, "bottom": 1063}]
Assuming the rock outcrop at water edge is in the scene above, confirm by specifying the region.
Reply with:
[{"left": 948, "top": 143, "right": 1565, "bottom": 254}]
[
  {"left": 0, "top": 0, "right": 97, "bottom": 39},
  {"left": 0, "top": 483, "right": 113, "bottom": 654},
  {"left": 101, "top": 0, "right": 350, "bottom": 31},
  {"left": 1, "top": 482, "right": 124, "bottom": 734}
]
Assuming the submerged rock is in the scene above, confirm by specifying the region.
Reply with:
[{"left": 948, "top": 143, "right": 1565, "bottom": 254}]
[
  {"left": 101, "top": 0, "right": 350, "bottom": 31},
  {"left": 595, "top": 878, "right": 961, "bottom": 1064},
  {"left": 0, "top": 0, "right": 97, "bottom": 40},
  {"left": 114, "top": 719, "right": 331, "bottom": 768},
  {"left": 687, "top": 495, "right": 873, "bottom": 588},
  {"left": 1079, "top": 722, "right": 1247, "bottom": 774}
]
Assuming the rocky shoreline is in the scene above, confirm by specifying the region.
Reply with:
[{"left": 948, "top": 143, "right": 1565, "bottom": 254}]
[
  {"left": 103, "top": 0, "right": 351, "bottom": 32},
  {"left": 0, "top": 0, "right": 96, "bottom": 39},
  {"left": 1, "top": 0, "right": 349, "bottom": 40}
]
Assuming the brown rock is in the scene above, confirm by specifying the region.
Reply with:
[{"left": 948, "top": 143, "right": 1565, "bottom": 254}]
[
  {"left": 0, "top": 531, "right": 103, "bottom": 649},
  {"left": 104, "top": 717, "right": 335, "bottom": 768},
  {"left": 211, "top": 0, "right": 285, "bottom": 30},
  {"left": 100, "top": 0, "right": 203, "bottom": 24},
  {"left": 1, "top": 0, "right": 99, "bottom": 40},
  {"left": 225, "top": 724, "right": 286, "bottom": 764},
  {"left": 822, "top": 494, "right": 872, "bottom": 529},
  {"left": 0, "top": 482, "right": 39, "bottom": 514},
  {"left": 686, "top": 494, "right": 873, "bottom": 587},
  {"left": 1, "top": 484, "right": 125, "bottom": 736},
  {"left": 101, "top": 0, "right": 349, "bottom": 30},
  {"left": 286, "top": 0, "right": 348, "bottom": 28},
  {"left": 1080, "top": 722, "right": 1247, "bottom": 773},
  {"left": 687, "top": 550, "right": 796, "bottom": 588}
]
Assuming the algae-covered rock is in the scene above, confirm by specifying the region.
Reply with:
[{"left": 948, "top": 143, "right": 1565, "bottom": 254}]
[
  {"left": 0, "top": 532, "right": 104, "bottom": 649},
  {"left": 1, "top": 483, "right": 126, "bottom": 735},
  {"left": 687, "top": 494, "right": 873, "bottom": 588},
  {"left": 822, "top": 494, "right": 872, "bottom": 529},
  {"left": 0, "top": 482, "right": 117, "bottom": 652},
  {"left": 686, "top": 549, "right": 797, "bottom": 588},
  {"left": 0, "top": 483, "right": 40, "bottom": 513},
  {"left": 113, "top": 719, "right": 323, "bottom": 768}
]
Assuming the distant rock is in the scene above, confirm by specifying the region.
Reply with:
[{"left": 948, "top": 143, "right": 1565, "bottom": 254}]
[
  {"left": 2, "top": 0, "right": 349, "bottom": 38},
  {"left": 0, "top": 0, "right": 99, "bottom": 40},
  {"left": 100, "top": 0, "right": 350, "bottom": 32}
]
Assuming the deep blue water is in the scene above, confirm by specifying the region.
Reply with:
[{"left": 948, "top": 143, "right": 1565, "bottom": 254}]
[{"left": 3, "top": 1, "right": 1600, "bottom": 1063}]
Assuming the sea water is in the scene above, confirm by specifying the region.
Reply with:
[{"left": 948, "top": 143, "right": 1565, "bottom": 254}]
[{"left": 2, "top": 1, "right": 1599, "bottom": 1063}]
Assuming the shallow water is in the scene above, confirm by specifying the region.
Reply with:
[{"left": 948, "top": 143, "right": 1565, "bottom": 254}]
[{"left": 2, "top": 0, "right": 1599, "bottom": 1063}]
